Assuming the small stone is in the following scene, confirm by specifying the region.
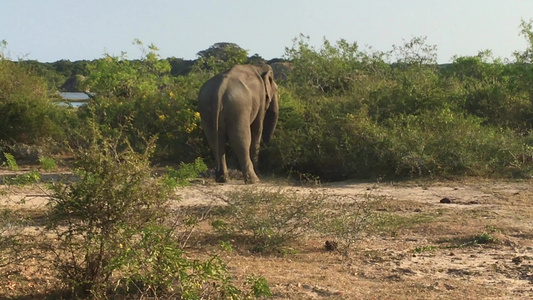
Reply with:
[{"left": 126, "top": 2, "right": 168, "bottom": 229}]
[
  {"left": 440, "top": 197, "right": 452, "bottom": 204},
  {"left": 512, "top": 256, "right": 524, "bottom": 265},
  {"left": 444, "top": 284, "right": 456, "bottom": 290},
  {"left": 325, "top": 240, "right": 338, "bottom": 251}
]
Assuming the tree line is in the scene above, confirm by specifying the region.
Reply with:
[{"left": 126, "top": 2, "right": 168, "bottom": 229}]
[
  {"left": 2, "top": 20, "right": 533, "bottom": 181},
  {"left": 14, "top": 42, "right": 284, "bottom": 91}
]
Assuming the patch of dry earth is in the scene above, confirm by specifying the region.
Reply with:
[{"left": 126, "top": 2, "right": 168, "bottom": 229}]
[{"left": 2, "top": 177, "right": 533, "bottom": 299}]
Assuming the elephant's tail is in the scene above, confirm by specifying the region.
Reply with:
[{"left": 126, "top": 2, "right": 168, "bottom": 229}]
[{"left": 213, "top": 88, "right": 224, "bottom": 156}]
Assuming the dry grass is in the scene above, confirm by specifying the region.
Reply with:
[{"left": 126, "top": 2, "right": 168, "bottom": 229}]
[{"left": 2, "top": 176, "right": 533, "bottom": 299}]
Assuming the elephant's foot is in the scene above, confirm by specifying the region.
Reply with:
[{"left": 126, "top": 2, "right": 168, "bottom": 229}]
[
  {"left": 215, "top": 176, "right": 227, "bottom": 183},
  {"left": 244, "top": 174, "right": 260, "bottom": 184},
  {"left": 215, "top": 169, "right": 228, "bottom": 183}
]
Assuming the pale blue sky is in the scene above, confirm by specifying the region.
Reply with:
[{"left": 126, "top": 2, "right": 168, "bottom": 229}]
[{"left": 1, "top": 0, "right": 533, "bottom": 63}]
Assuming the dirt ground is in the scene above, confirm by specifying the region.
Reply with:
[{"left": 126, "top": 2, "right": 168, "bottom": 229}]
[{"left": 2, "top": 173, "right": 533, "bottom": 299}]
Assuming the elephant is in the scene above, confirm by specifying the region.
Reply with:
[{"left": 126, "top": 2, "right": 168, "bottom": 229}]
[{"left": 198, "top": 64, "right": 279, "bottom": 184}]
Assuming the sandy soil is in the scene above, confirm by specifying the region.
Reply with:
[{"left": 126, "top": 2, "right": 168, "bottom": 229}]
[
  {"left": 179, "top": 179, "right": 533, "bottom": 299},
  {"left": 2, "top": 175, "right": 533, "bottom": 299}
]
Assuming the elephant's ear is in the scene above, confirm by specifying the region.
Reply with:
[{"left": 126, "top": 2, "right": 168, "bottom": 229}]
[
  {"left": 261, "top": 66, "right": 275, "bottom": 106},
  {"left": 262, "top": 92, "right": 278, "bottom": 143}
]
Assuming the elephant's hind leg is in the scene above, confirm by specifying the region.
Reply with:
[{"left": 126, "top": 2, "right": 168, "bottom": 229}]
[
  {"left": 202, "top": 119, "right": 228, "bottom": 183},
  {"left": 228, "top": 122, "right": 259, "bottom": 184},
  {"left": 215, "top": 132, "right": 229, "bottom": 183}
]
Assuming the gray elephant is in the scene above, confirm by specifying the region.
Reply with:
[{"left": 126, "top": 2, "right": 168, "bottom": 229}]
[{"left": 198, "top": 64, "right": 279, "bottom": 183}]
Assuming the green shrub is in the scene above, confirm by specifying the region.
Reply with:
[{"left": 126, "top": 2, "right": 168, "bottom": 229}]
[
  {"left": 3, "top": 153, "right": 18, "bottom": 171},
  {"left": 46, "top": 124, "right": 168, "bottom": 296},
  {"left": 45, "top": 123, "right": 256, "bottom": 298},
  {"left": 164, "top": 157, "right": 207, "bottom": 189},
  {"left": 263, "top": 34, "right": 533, "bottom": 181},
  {"left": 212, "top": 187, "right": 384, "bottom": 256},
  {"left": 76, "top": 42, "right": 210, "bottom": 162},
  {"left": 0, "top": 47, "right": 72, "bottom": 145},
  {"left": 285, "top": 35, "right": 364, "bottom": 96},
  {"left": 38, "top": 157, "right": 57, "bottom": 171},
  {"left": 112, "top": 224, "right": 252, "bottom": 299},
  {"left": 1, "top": 153, "right": 41, "bottom": 185},
  {"left": 386, "top": 109, "right": 533, "bottom": 177}
]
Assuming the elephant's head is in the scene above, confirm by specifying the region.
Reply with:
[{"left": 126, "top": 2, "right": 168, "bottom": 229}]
[{"left": 260, "top": 65, "right": 279, "bottom": 143}]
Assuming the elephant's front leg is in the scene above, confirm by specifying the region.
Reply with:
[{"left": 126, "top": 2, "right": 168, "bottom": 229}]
[{"left": 250, "top": 119, "right": 263, "bottom": 171}]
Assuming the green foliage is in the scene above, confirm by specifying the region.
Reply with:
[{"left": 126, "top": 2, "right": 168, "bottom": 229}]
[
  {"left": 45, "top": 123, "right": 263, "bottom": 298},
  {"left": 1, "top": 153, "right": 43, "bottom": 185},
  {"left": 385, "top": 110, "right": 533, "bottom": 177},
  {"left": 167, "top": 57, "right": 195, "bottom": 76},
  {"left": 76, "top": 41, "right": 208, "bottom": 162},
  {"left": 113, "top": 224, "right": 246, "bottom": 299},
  {"left": 6, "top": 30, "right": 533, "bottom": 181},
  {"left": 46, "top": 124, "right": 168, "bottom": 296},
  {"left": 0, "top": 50, "right": 72, "bottom": 145},
  {"left": 196, "top": 42, "right": 249, "bottom": 74},
  {"left": 8, "top": 170, "right": 41, "bottom": 185},
  {"left": 515, "top": 19, "right": 533, "bottom": 63},
  {"left": 262, "top": 33, "right": 533, "bottom": 180},
  {"left": 3, "top": 153, "right": 18, "bottom": 171},
  {"left": 472, "top": 232, "right": 497, "bottom": 244},
  {"left": 38, "top": 157, "right": 57, "bottom": 171},
  {"left": 82, "top": 40, "right": 171, "bottom": 99},
  {"left": 285, "top": 35, "right": 365, "bottom": 96},
  {"left": 443, "top": 231, "right": 498, "bottom": 248},
  {"left": 164, "top": 158, "right": 207, "bottom": 189},
  {"left": 247, "top": 275, "right": 272, "bottom": 298}
]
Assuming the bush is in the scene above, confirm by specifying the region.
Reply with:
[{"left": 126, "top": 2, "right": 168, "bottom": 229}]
[
  {"left": 314, "top": 193, "right": 384, "bottom": 255},
  {"left": 0, "top": 45, "right": 73, "bottom": 146},
  {"left": 46, "top": 123, "right": 168, "bottom": 296},
  {"left": 45, "top": 122, "right": 259, "bottom": 298},
  {"left": 385, "top": 109, "right": 533, "bottom": 177},
  {"left": 261, "top": 34, "right": 533, "bottom": 181},
  {"left": 212, "top": 187, "right": 326, "bottom": 253},
  {"left": 210, "top": 185, "right": 386, "bottom": 258},
  {"left": 76, "top": 42, "right": 210, "bottom": 162}
]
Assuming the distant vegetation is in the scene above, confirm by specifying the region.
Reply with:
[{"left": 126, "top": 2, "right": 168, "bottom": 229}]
[{"left": 2, "top": 20, "right": 533, "bottom": 180}]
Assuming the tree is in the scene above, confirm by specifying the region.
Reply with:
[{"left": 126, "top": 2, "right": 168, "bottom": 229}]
[
  {"left": 195, "top": 43, "right": 248, "bottom": 74},
  {"left": 0, "top": 46, "right": 71, "bottom": 145},
  {"left": 247, "top": 53, "right": 265, "bottom": 65},
  {"left": 197, "top": 42, "right": 247, "bottom": 61},
  {"left": 167, "top": 57, "right": 194, "bottom": 76}
]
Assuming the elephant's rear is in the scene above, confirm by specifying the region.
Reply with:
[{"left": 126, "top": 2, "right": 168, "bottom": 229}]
[{"left": 198, "top": 75, "right": 223, "bottom": 132}]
